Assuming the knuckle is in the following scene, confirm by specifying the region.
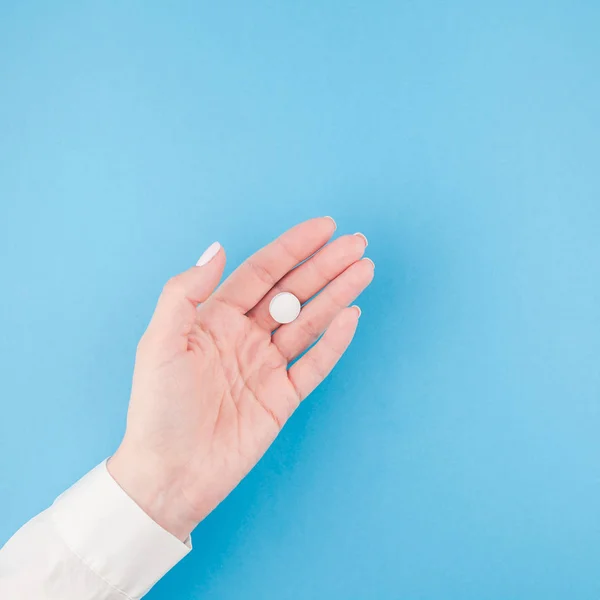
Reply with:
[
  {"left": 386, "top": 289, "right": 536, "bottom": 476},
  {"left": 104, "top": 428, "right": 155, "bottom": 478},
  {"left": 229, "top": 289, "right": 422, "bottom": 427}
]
[
  {"left": 305, "top": 256, "right": 330, "bottom": 286},
  {"left": 275, "top": 236, "right": 302, "bottom": 264},
  {"left": 307, "top": 352, "right": 328, "bottom": 379},
  {"left": 246, "top": 259, "right": 277, "bottom": 286},
  {"left": 162, "top": 275, "right": 185, "bottom": 297},
  {"left": 324, "top": 288, "right": 348, "bottom": 314},
  {"left": 331, "top": 291, "right": 349, "bottom": 311},
  {"left": 328, "top": 339, "right": 346, "bottom": 359},
  {"left": 298, "top": 314, "right": 321, "bottom": 341}
]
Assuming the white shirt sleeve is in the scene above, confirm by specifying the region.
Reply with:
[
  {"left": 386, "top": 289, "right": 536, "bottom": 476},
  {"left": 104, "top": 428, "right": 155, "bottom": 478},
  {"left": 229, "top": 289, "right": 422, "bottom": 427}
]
[{"left": 0, "top": 459, "right": 192, "bottom": 599}]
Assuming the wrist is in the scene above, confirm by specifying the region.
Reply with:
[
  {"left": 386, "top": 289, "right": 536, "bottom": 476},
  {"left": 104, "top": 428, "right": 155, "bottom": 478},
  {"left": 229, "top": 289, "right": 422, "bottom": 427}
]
[{"left": 107, "top": 445, "right": 198, "bottom": 542}]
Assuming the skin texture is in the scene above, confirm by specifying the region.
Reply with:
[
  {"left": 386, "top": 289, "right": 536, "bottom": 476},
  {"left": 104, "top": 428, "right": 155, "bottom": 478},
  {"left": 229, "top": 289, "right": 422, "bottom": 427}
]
[{"left": 108, "top": 217, "right": 374, "bottom": 541}]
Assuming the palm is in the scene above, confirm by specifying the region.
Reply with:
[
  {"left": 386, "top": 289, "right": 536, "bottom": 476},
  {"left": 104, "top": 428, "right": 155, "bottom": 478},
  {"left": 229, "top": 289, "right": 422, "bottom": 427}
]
[
  {"left": 196, "top": 302, "right": 298, "bottom": 438},
  {"left": 189, "top": 303, "right": 298, "bottom": 473},
  {"left": 119, "top": 218, "right": 373, "bottom": 527}
]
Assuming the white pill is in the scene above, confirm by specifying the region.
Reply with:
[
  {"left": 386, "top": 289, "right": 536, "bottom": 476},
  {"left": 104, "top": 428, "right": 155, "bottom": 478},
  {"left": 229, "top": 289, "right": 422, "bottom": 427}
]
[{"left": 269, "top": 292, "right": 301, "bottom": 324}]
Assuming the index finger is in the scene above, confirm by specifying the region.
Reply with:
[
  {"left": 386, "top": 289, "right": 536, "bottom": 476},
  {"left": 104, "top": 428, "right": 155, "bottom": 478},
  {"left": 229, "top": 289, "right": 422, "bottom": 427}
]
[{"left": 213, "top": 216, "right": 336, "bottom": 313}]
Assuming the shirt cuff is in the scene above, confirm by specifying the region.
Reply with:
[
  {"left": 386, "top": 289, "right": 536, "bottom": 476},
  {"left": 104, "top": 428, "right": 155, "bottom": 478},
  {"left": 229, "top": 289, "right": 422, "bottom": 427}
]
[{"left": 50, "top": 459, "right": 191, "bottom": 599}]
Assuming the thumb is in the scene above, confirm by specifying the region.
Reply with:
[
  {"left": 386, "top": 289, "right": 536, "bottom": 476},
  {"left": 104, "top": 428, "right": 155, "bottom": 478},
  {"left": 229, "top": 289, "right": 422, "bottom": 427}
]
[{"left": 145, "top": 242, "right": 226, "bottom": 347}]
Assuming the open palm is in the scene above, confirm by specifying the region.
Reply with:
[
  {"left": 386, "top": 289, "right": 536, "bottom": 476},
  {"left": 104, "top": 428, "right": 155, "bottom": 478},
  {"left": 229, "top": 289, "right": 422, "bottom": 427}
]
[{"left": 109, "top": 218, "right": 374, "bottom": 540}]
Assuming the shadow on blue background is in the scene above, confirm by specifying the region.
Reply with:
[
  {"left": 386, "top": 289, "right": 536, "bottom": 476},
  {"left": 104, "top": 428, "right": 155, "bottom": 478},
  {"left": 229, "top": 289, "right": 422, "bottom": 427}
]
[{"left": 1, "top": 1, "right": 599, "bottom": 598}]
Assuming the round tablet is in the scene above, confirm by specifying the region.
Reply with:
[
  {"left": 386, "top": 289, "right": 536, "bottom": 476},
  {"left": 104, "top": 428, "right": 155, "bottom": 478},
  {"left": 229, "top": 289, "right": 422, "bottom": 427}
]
[{"left": 269, "top": 292, "right": 301, "bottom": 324}]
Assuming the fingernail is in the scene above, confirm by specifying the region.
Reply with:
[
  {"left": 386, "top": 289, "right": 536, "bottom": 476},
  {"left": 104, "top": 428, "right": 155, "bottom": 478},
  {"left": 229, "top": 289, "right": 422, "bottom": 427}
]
[
  {"left": 354, "top": 232, "right": 368, "bottom": 247},
  {"left": 352, "top": 305, "right": 362, "bottom": 318},
  {"left": 324, "top": 216, "right": 337, "bottom": 230},
  {"left": 196, "top": 242, "right": 221, "bottom": 266},
  {"left": 363, "top": 257, "right": 375, "bottom": 269}
]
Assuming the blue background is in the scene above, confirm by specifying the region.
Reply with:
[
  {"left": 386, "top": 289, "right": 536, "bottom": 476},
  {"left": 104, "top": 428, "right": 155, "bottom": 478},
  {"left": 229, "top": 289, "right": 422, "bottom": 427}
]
[{"left": 1, "top": 1, "right": 599, "bottom": 598}]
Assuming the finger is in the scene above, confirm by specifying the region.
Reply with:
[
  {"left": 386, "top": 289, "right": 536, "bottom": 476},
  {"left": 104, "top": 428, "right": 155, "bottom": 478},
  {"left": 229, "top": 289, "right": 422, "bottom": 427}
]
[
  {"left": 145, "top": 243, "right": 226, "bottom": 349},
  {"left": 273, "top": 258, "right": 374, "bottom": 360},
  {"left": 288, "top": 306, "right": 361, "bottom": 401},
  {"left": 247, "top": 233, "right": 368, "bottom": 331},
  {"left": 213, "top": 216, "right": 336, "bottom": 313}
]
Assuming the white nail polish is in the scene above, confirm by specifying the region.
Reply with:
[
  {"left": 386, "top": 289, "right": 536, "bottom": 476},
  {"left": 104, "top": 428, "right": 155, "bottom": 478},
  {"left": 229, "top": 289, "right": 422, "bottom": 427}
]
[
  {"left": 354, "top": 232, "right": 368, "bottom": 247},
  {"left": 324, "top": 216, "right": 337, "bottom": 230},
  {"left": 196, "top": 242, "right": 221, "bottom": 266}
]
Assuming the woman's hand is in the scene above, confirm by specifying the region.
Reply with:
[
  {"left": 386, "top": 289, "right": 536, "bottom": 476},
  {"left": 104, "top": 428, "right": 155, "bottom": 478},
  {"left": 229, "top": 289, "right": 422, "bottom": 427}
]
[{"left": 108, "top": 217, "right": 374, "bottom": 540}]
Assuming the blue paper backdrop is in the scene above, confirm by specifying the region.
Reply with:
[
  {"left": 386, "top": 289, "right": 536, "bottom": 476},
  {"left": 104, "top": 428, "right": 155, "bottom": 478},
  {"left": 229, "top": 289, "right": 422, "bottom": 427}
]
[{"left": 1, "top": 1, "right": 599, "bottom": 598}]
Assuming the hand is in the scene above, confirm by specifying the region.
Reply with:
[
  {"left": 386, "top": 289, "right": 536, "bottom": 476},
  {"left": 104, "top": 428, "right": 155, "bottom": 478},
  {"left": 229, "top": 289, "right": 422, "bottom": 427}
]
[{"left": 108, "top": 217, "right": 374, "bottom": 540}]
